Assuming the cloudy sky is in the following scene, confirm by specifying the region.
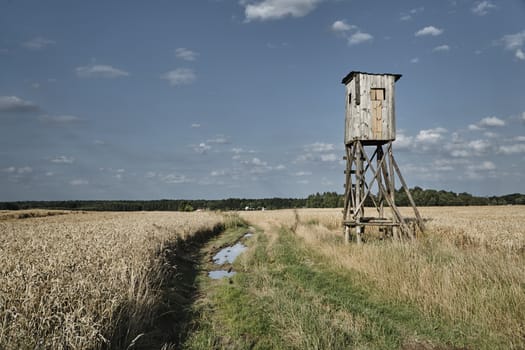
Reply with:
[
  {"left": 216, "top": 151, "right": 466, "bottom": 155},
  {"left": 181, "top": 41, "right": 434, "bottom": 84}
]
[{"left": 1, "top": 0, "right": 524, "bottom": 200}]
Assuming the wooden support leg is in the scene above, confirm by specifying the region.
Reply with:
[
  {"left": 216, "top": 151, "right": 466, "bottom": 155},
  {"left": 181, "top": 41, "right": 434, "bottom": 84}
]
[{"left": 356, "top": 226, "right": 363, "bottom": 244}]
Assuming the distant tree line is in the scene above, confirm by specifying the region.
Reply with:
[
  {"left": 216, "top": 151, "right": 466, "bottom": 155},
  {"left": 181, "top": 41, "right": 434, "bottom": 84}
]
[{"left": 1, "top": 188, "right": 524, "bottom": 211}]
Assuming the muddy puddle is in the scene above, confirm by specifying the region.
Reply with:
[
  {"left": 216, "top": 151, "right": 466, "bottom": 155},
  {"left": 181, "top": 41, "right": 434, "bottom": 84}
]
[{"left": 208, "top": 231, "right": 253, "bottom": 279}]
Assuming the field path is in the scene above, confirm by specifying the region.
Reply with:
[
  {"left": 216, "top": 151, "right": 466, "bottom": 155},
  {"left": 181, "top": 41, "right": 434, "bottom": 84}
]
[{"left": 182, "top": 217, "right": 473, "bottom": 350}]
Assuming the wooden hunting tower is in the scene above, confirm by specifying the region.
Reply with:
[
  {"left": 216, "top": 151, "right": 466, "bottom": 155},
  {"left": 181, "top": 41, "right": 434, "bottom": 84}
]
[{"left": 342, "top": 71, "right": 424, "bottom": 243}]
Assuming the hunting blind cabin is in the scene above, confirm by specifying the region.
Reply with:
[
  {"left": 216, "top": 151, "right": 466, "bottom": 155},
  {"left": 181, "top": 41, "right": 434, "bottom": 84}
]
[{"left": 341, "top": 71, "right": 424, "bottom": 243}]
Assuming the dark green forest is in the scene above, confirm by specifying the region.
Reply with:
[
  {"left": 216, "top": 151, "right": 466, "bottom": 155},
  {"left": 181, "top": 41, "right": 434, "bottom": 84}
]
[{"left": 1, "top": 188, "right": 524, "bottom": 211}]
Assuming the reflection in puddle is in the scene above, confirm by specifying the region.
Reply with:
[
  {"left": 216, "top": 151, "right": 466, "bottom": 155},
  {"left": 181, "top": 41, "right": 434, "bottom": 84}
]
[
  {"left": 208, "top": 232, "right": 253, "bottom": 279},
  {"left": 208, "top": 270, "right": 236, "bottom": 279},
  {"left": 212, "top": 242, "right": 247, "bottom": 265}
]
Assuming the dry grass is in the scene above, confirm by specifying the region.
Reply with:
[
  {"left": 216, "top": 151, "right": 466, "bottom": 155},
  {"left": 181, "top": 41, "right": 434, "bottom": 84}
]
[
  {"left": 239, "top": 206, "right": 525, "bottom": 348},
  {"left": 0, "top": 211, "right": 225, "bottom": 350}
]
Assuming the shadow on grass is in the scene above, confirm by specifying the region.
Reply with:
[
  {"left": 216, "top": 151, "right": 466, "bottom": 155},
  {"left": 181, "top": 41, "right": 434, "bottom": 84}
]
[{"left": 103, "top": 223, "right": 226, "bottom": 350}]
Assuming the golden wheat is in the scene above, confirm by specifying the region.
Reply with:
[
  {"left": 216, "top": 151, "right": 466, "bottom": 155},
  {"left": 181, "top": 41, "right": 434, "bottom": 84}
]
[{"left": 0, "top": 211, "right": 224, "bottom": 350}]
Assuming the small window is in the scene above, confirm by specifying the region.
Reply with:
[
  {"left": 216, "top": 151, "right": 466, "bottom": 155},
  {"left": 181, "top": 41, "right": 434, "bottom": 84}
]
[
  {"left": 348, "top": 93, "right": 352, "bottom": 105},
  {"left": 371, "top": 88, "right": 385, "bottom": 101}
]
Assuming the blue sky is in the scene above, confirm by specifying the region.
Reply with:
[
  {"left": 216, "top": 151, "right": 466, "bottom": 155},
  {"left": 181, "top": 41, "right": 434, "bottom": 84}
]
[{"left": 1, "top": 0, "right": 524, "bottom": 200}]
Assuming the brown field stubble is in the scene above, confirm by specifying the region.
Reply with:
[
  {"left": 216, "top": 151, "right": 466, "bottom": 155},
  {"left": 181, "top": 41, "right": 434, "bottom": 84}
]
[
  {"left": 0, "top": 211, "right": 224, "bottom": 349},
  {"left": 240, "top": 206, "right": 525, "bottom": 348}
]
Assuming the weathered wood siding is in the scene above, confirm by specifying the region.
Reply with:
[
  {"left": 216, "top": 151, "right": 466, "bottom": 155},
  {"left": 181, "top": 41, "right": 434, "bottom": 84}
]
[{"left": 344, "top": 73, "right": 396, "bottom": 143}]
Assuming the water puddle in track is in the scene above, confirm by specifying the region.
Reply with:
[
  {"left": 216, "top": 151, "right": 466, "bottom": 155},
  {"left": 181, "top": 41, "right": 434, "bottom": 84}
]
[
  {"left": 208, "top": 231, "right": 253, "bottom": 279},
  {"left": 208, "top": 270, "right": 236, "bottom": 279},
  {"left": 212, "top": 242, "right": 247, "bottom": 265}
]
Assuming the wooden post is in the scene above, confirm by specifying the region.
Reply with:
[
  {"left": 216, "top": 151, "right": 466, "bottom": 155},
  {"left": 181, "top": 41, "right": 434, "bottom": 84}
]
[
  {"left": 387, "top": 143, "right": 399, "bottom": 240},
  {"left": 376, "top": 145, "right": 384, "bottom": 238},
  {"left": 355, "top": 141, "right": 364, "bottom": 244}
]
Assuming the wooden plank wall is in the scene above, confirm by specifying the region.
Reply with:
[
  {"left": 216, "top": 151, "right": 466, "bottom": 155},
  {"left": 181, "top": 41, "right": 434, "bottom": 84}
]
[{"left": 344, "top": 73, "right": 396, "bottom": 143}]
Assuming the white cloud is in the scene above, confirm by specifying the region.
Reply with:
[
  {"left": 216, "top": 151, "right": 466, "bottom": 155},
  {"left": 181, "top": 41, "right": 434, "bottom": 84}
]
[
  {"left": 432, "top": 44, "right": 450, "bottom": 52},
  {"left": 431, "top": 159, "right": 457, "bottom": 171},
  {"left": 0, "top": 96, "right": 39, "bottom": 112},
  {"left": 211, "top": 169, "right": 228, "bottom": 177},
  {"left": 446, "top": 138, "right": 492, "bottom": 157},
  {"left": 294, "top": 171, "right": 312, "bottom": 176},
  {"left": 331, "top": 20, "right": 354, "bottom": 32},
  {"left": 75, "top": 65, "right": 129, "bottom": 78},
  {"left": 306, "top": 142, "right": 335, "bottom": 152},
  {"left": 415, "top": 127, "right": 447, "bottom": 143},
  {"left": 516, "top": 48, "right": 525, "bottom": 61},
  {"left": 394, "top": 133, "right": 413, "bottom": 149},
  {"left": 21, "top": 37, "right": 55, "bottom": 50},
  {"left": 472, "top": 1, "right": 496, "bottom": 16},
  {"left": 474, "top": 161, "right": 496, "bottom": 170},
  {"left": 38, "top": 115, "right": 82, "bottom": 124},
  {"left": 70, "top": 179, "right": 88, "bottom": 186},
  {"left": 297, "top": 179, "right": 309, "bottom": 184},
  {"left": 469, "top": 116, "right": 505, "bottom": 130},
  {"left": 348, "top": 31, "right": 373, "bottom": 45},
  {"left": 191, "top": 123, "right": 201, "bottom": 128},
  {"left": 400, "top": 7, "right": 424, "bottom": 21},
  {"left": 415, "top": 26, "right": 443, "bottom": 37},
  {"left": 331, "top": 22, "right": 372, "bottom": 46},
  {"left": 499, "top": 144, "right": 525, "bottom": 155},
  {"left": 175, "top": 48, "right": 198, "bottom": 61},
  {"left": 3, "top": 166, "right": 16, "bottom": 173},
  {"left": 18, "top": 166, "right": 32, "bottom": 174},
  {"left": 479, "top": 116, "right": 505, "bottom": 127},
  {"left": 467, "top": 139, "right": 491, "bottom": 153},
  {"left": 194, "top": 142, "right": 211, "bottom": 154},
  {"left": 51, "top": 156, "right": 75, "bottom": 164},
  {"left": 31, "top": 83, "right": 40, "bottom": 89},
  {"left": 93, "top": 139, "right": 106, "bottom": 145},
  {"left": 514, "top": 136, "right": 525, "bottom": 142},
  {"left": 250, "top": 157, "right": 266, "bottom": 166},
  {"left": 162, "top": 173, "right": 191, "bottom": 184},
  {"left": 502, "top": 31, "right": 525, "bottom": 50},
  {"left": 320, "top": 153, "right": 337, "bottom": 162},
  {"left": 450, "top": 149, "right": 469, "bottom": 158},
  {"left": 145, "top": 171, "right": 156, "bottom": 178},
  {"left": 161, "top": 68, "right": 196, "bottom": 86},
  {"left": 241, "top": 157, "right": 276, "bottom": 174},
  {"left": 243, "top": 0, "right": 322, "bottom": 22},
  {"left": 410, "top": 57, "right": 419, "bottom": 64},
  {"left": 207, "top": 135, "right": 229, "bottom": 144},
  {"left": 3, "top": 166, "right": 33, "bottom": 174},
  {"left": 501, "top": 31, "right": 525, "bottom": 60},
  {"left": 468, "top": 124, "right": 483, "bottom": 131}
]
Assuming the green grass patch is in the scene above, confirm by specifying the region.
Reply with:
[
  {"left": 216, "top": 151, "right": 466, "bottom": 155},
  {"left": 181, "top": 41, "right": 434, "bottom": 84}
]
[{"left": 184, "top": 225, "right": 482, "bottom": 349}]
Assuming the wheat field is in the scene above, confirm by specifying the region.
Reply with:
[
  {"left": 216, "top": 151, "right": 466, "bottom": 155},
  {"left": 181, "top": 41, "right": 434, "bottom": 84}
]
[
  {"left": 0, "top": 211, "right": 225, "bottom": 349},
  {"left": 240, "top": 206, "right": 525, "bottom": 348},
  {"left": 2, "top": 207, "right": 524, "bottom": 349}
]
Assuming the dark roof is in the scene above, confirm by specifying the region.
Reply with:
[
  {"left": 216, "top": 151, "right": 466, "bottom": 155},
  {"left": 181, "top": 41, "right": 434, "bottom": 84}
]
[{"left": 341, "top": 71, "right": 402, "bottom": 85}]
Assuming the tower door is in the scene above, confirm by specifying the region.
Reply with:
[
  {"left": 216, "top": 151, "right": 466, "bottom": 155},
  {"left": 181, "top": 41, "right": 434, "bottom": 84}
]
[{"left": 371, "top": 88, "right": 385, "bottom": 139}]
